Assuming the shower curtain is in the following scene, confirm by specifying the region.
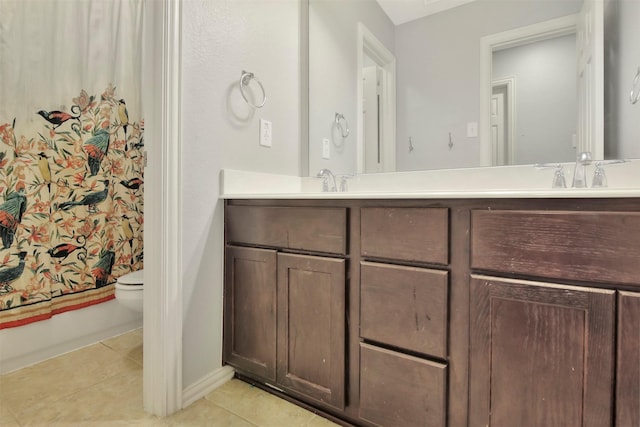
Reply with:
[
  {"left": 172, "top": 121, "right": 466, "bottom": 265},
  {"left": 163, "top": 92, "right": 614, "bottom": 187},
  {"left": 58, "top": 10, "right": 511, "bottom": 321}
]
[{"left": 0, "top": 0, "right": 144, "bottom": 329}]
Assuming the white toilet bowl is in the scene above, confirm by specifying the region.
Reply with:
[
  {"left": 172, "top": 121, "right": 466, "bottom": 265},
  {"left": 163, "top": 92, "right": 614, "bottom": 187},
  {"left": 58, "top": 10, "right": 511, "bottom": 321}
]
[{"left": 114, "top": 269, "right": 143, "bottom": 313}]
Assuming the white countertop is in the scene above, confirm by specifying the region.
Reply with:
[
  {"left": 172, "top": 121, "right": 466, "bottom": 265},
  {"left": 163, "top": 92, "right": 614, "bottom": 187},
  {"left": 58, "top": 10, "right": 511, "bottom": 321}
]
[{"left": 221, "top": 162, "right": 640, "bottom": 199}]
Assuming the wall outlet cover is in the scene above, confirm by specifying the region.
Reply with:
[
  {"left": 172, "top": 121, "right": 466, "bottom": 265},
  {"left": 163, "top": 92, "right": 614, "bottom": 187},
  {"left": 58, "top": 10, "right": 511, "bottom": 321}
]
[
  {"left": 260, "top": 119, "right": 272, "bottom": 147},
  {"left": 322, "top": 138, "right": 330, "bottom": 159}
]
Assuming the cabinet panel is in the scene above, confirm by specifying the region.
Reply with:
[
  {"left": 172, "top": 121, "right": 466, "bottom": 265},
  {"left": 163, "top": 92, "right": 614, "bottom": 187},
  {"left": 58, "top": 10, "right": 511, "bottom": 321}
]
[
  {"left": 361, "top": 207, "right": 449, "bottom": 265},
  {"left": 359, "top": 343, "right": 447, "bottom": 427},
  {"left": 277, "top": 253, "right": 346, "bottom": 410},
  {"left": 360, "top": 262, "right": 448, "bottom": 358},
  {"left": 470, "top": 275, "right": 615, "bottom": 427},
  {"left": 617, "top": 291, "right": 640, "bottom": 427},
  {"left": 471, "top": 210, "right": 640, "bottom": 286},
  {"left": 226, "top": 205, "right": 347, "bottom": 254},
  {"left": 224, "top": 246, "right": 277, "bottom": 381}
]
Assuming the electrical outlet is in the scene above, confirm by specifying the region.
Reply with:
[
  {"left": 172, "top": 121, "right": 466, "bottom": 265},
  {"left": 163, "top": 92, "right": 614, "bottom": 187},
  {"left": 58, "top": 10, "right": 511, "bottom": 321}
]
[
  {"left": 322, "top": 138, "right": 330, "bottom": 159},
  {"left": 260, "top": 119, "right": 272, "bottom": 147}
]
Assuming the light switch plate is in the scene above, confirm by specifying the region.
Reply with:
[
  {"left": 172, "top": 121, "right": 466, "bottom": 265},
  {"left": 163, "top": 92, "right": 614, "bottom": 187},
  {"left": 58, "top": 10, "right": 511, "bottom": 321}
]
[
  {"left": 467, "top": 122, "right": 478, "bottom": 138},
  {"left": 260, "top": 119, "right": 272, "bottom": 147},
  {"left": 322, "top": 138, "right": 330, "bottom": 159}
]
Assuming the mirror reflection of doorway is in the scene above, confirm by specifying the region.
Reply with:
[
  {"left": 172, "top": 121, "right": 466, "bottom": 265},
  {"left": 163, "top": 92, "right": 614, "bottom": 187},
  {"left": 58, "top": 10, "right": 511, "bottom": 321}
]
[
  {"left": 363, "top": 54, "right": 383, "bottom": 173},
  {"left": 491, "top": 32, "right": 578, "bottom": 165},
  {"left": 491, "top": 81, "right": 511, "bottom": 165},
  {"left": 357, "top": 23, "right": 396, "bottom": 174}
]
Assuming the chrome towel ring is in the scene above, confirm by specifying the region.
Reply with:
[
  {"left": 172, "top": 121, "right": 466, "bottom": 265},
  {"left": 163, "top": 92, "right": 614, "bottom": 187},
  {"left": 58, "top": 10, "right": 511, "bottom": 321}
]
[
  {"left": 335, "top": 113, "right": 349, "bottom": 138},
  {"left": 240, "top": 70, "right": 266, "bottom": 108},
  {"left": 630, "top": 67, "right": 640, "bottom": 105}
]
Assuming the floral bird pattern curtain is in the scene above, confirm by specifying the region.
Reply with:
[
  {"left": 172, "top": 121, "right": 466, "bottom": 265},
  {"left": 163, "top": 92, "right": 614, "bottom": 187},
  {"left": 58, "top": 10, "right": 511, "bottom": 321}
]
[
  {"left": 0, "top": 0, "right": 144, "bottom": 329},
  {"left": 0, "top": 86, "right": 144, "bottom": 329}
]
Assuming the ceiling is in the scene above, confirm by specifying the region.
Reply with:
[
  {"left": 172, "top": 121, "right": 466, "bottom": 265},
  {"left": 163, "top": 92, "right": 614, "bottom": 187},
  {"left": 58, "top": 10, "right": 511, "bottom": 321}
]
[{"left": 375, "top": 0, "right": 478, "bottom": 25}]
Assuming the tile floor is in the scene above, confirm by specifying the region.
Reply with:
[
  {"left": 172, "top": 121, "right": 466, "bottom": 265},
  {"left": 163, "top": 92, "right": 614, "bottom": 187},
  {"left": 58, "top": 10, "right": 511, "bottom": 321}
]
[{"left": 0, "top": 329, "right": 339, "bottom": 426}]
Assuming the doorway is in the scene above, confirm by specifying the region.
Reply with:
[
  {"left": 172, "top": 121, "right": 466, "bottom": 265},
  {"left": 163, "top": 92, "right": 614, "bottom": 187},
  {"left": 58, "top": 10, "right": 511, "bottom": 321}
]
[
  {"left": 357, "top": 23, "right": 396, "bottom": 173},
  {"left": 362, "top": 59, "right": 383, "bottom": 173},
  {"left": 479, "top": 13, "right": 600, "bottom": 166},
  {"left": 491, "top": 77, "right": 515, "bottom": 165}
]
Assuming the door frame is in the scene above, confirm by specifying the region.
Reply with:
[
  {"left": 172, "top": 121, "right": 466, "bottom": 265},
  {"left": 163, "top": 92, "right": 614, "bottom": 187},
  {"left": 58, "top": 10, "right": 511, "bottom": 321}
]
[
  {"left": 357, "top": 23, "right": 396, "bottom": 173},
  {"left": 142, "top": 0, "right": 183, "bottom": 416},
  {"left": 479, "top": 14, "right": 578, "bottom": 166}
]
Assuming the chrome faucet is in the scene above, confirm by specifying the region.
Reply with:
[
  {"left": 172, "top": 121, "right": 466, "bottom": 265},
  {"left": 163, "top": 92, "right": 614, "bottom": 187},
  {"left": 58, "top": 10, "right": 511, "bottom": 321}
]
[
  {"left": 571, "top": 151, "right": 592, "bottom": 188},
  {"left": 317, "top": 169, "right": 337, "bottom": 192}
]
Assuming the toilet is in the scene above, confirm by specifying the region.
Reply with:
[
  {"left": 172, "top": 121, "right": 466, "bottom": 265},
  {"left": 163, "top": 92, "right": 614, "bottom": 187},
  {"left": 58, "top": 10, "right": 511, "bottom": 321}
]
[{"left": 114, "top": 269, "right": 143, "bottom": 313}]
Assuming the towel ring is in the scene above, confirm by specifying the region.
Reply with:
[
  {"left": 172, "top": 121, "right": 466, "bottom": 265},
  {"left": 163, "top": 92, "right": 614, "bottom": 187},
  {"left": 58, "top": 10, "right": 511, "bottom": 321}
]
[
  {"left": 240, "top": 70, "right": 266, "bottom": 108},
  {"left": 335, "top": 113, "right": 349, "bottom": 138},
  {"left": 630, "top": 67, "right": 640, "bottom": 105}
]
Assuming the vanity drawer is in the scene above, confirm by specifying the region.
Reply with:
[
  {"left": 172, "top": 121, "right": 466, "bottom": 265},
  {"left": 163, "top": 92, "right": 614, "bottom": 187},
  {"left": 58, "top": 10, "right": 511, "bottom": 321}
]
[
  {"left": 360, "top": 262, "right": 448, "bottom": 358},
  {"left": 361, "top": 207, "right": 449, "bottom": 265},
  {"left": 226, "top": 206, "right": 347, "bottom": 255},
  {"left": 471, "top": 210, "right": 640, "bottom": 285},
  {"left": 359, "top": 343, "right": 447, "bottom": 427}
]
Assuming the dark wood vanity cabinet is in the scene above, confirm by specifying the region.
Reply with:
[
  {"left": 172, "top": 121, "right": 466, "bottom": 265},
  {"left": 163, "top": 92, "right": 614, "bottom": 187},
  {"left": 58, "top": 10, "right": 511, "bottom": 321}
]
[
  {"left": 469, "top": 208, "right": 640, "bottom": 427},
  {"left": 617, "top": 291, "right": 640, "bottom": 427},
  {"left": 224, "top": 246, "right": 277, "bottom": 381},
  {"left": 358, "top": 207, "right": 450, "bottom": 427},
  {"left": 225, "top": 199, "right": 640, "bottom": 427},
  {"left": 469, "top": 276, "right": 615, "bottom": 427},
  {"left": 224, "top": 205, "right": 348, "bottom": 410},
  {"left": 276, "top": 253, "right": 346, "bottom": 410}
]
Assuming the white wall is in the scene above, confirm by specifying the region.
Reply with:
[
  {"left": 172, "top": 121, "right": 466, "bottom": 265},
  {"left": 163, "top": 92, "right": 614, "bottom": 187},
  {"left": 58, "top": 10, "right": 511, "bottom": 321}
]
[
  {"left": 395, "top": 0, "right": 581, "bottom": 171},
  {"left": 492, "top": 34, "right": 577, "bottom": 164},
  {"left": 180, "top": 0, "right": 300, "bottom": 390},
  {"left": 605, "top": 0, "right": 640, "bottom": 159},
  {"left": 308, "top": 0, "right": 394, "bottom": 175}
]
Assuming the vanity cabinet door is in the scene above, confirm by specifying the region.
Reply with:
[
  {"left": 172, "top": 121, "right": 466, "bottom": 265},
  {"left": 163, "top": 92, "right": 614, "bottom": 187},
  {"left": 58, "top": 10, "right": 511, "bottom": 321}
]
[
  {"left": 617, "top": 291, "right": 640, "bottom": 427},
  {"left": 224, "top": 246, "right": 277, "bottom": 381},
  {"left": 277, "top": 253, "right": 346, "bottom": 410},
  {"left": 469, "top": 275, "right": 615, "bottom": 427}
]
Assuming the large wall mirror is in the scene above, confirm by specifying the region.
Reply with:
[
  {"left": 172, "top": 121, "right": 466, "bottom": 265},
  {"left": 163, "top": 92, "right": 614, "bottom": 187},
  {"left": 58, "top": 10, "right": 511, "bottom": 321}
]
[{"left": 305, "top": 0, "right": 640, "bottom": 176}]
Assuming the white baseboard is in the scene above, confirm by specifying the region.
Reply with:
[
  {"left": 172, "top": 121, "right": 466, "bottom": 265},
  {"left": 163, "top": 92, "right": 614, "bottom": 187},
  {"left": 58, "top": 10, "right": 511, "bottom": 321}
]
[{"left": 181, "top": 365, "right": 235, "bottom": 409}]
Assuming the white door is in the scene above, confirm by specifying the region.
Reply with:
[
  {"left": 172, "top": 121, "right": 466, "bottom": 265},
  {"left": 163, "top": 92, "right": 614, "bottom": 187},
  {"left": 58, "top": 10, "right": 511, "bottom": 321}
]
[
  {"left": 491, "top": 88, "right": 507, "bottom": 165},
  {"left": 363, "top": 65, "right": 382, "bottom": 173},
  {"left": 576, "top": 0, "right": 604, "bottom": 159}
]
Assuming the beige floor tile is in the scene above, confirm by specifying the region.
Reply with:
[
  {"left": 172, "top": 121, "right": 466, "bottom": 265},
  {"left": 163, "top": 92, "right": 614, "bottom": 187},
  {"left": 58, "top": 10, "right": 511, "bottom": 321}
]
[
  {"left": 101, "top": 328, "right": 143, "bottom": 365},
  {"left": 207, "top": 380, "right": 316, "bottom": 427},
  {"left": 206, "top": 379, "right": 342, "bottom": 427},
  {"left": 1, "top": 343, "right": 140, "bottom": 420},
  {"left": 0, "top": 402, "right": 21, "bottom": 427},
  {"left": 164, "top": 398, "right": 257, "bottom": 426},
  {"left": 204, "top": 379, "right": 263, "bottom": 411},
  {"left": 306, "top": 414, "right": 341, "bottom": 427},
  {"left": 21, "top": 420, "right": 162, "bottom": 427},
  {"left": 242, "top": 392, "right": 319, "bottom": 427},
  {"left": 2, "top": 341, "right": 342, "bottom": 427},
  {"left": 19, "top": 369, "right": 152, "bottom": 426}
]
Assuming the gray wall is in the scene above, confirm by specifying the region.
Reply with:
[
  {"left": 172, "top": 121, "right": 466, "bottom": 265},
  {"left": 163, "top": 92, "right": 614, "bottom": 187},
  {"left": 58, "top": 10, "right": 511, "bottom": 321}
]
[
  {"left": 492, "top": 34, "right": 577, "bottom": 164},
  {"left": 605, "top": 0, "right": 640, "bottom": 159},
  {"left": 308, "top": 0, "right": 394, "bottom": 175},
  {"left": 181, "top": 0, "right": 301, "bottom": 389},
  {"left": 394, "top": 0, "right": 582, "bottom": 171}
]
